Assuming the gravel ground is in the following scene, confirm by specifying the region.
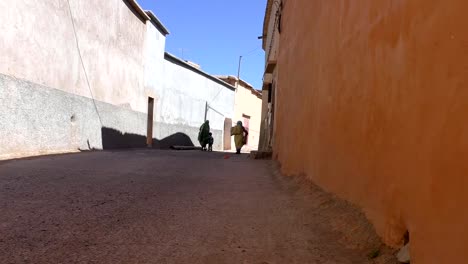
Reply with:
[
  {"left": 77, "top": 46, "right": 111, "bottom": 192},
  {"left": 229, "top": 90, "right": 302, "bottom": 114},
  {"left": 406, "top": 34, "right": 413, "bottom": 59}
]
[{"left": 0, "top": 150, "right": 396, "bottom": 264}]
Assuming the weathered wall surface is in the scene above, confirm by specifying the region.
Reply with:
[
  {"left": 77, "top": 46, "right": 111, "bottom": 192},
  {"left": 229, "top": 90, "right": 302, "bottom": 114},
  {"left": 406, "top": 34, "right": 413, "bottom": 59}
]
[
  {"left": 275, "top": 0, "right": 468, "bottom": 263},
  {"left": 0, "top": 0, "right": 151, "bottom": 158},
  {"left": 264, "top": 1, "right": 280, "bottom": 64},
  {"left": 0, "top": 73, "right": 210, "bottom": 159},
  {"left": 0, "top": 0, "right": 148, "bottom": 112},
  {"left": 0, "top": 74, "right": 148, "bottom": 159}
]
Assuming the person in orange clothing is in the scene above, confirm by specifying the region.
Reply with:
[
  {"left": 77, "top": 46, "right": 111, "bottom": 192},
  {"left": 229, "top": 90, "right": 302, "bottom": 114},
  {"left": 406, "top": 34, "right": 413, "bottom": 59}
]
[{"left": 231, "top": 121, "right": 248, "bottom": 154}]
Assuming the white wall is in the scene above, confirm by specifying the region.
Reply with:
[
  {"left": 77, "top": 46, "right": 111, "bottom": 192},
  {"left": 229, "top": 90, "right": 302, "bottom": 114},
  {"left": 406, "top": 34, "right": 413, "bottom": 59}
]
[
  {"left": 144, "top": 22, "right": 166, "bottom": 95},
  {"left": 159, "top": 59, "right": 234, "bottom": 131},
  {"left": 0, "top": 0, "right": 235, "bottom": 155},
  {"left": 0, "top": 0, "right": 148, "bottom": 113},
  {"left": 143, "top": 22, "right": 235, "bottom": 149}
]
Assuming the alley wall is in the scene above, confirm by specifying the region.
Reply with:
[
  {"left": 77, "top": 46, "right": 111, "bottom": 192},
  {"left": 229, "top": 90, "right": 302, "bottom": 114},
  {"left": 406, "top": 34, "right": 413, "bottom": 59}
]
[
  {"left": 0, "top": 0, "right": 148, "bottom": 112},
  {"left": 0, "top": 0, "right": 235, "bottom": 159},
  {"left": 217, "top": 77, "right": 262, "bottom": 151},
  {"left": 143, "top": 12, "right": 235, "bottom": 151},
  {"left": 0, "top": 0, "right": 149, "bottom": 159},
  {"left": 274, "top": 0, "right": 468, "bottom": 263},
  {"left": 157, "top": 54, "right": 235, "bottom": 151}
]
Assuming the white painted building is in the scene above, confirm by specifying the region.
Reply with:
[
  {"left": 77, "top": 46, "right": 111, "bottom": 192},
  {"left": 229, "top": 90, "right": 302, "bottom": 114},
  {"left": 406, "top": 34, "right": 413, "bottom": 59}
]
[
  {"left": 0, "top": 0, "right": 235, "bottom": 159},
  {"left": 144, "top": 11, "right": 235, "bottom": 150}
]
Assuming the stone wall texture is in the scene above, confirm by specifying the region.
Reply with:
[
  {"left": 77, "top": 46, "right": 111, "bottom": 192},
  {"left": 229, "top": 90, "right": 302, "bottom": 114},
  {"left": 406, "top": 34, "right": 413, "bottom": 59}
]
[{"left": 274, "top": 0, "right": 468, "bottom": 263}]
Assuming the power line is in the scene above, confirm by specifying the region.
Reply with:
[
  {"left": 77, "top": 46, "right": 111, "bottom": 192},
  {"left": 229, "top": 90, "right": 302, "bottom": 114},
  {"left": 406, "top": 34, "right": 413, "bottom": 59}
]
[
  {"left": 66, "top": 0, "right": 103, "bottom": 126},
  {"left": 208, "top": 46, "right": 263, "bottom": 119},
  {"left": 242, "top": 47, "right": 261, "bottom": 57}
]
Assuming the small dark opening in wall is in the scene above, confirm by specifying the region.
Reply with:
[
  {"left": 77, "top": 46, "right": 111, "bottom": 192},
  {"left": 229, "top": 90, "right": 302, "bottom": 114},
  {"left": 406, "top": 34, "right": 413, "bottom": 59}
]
[
  {"left": 147, "top": 97, "right": 155, "bottom": 147},
  {"left": 277, "top": 13, "right": 282, "bottom": 33},
  {"left": 403, "top": 230, "right": 410, "bottom": 244},
  {"left": 268, "top": 84, "right": 273, "bottom": 103}
]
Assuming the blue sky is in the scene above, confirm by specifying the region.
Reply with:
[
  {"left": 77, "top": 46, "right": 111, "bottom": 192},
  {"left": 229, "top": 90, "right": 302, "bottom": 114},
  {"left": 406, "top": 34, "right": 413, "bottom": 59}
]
[{"left": 138, "top": 0, "right": 267, "bottom": 89}]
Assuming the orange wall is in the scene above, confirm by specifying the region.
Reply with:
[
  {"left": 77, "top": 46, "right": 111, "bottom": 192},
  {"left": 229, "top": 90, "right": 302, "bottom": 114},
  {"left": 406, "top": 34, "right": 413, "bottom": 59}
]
[{"left": 275, "top": 1, "right": 468, "bottom": 263}]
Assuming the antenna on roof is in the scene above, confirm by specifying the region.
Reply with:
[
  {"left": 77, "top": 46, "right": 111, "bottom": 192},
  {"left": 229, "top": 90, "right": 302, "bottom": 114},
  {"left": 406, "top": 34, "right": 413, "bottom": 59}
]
[{"left": 178, "top": 48, "right": 188, "bottom": 60}]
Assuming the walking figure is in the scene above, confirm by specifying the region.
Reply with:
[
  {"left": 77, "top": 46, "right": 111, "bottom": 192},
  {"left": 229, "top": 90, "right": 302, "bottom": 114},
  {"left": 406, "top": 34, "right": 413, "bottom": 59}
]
[
  {"left": 231, "top": 121, "right": 248, "bottom": 154},
  {"left": 198, "top": 120, "right": 210, "bottom": 151},
  {"left": 208, "top": 132, "right": 214, "bottom": 152}
]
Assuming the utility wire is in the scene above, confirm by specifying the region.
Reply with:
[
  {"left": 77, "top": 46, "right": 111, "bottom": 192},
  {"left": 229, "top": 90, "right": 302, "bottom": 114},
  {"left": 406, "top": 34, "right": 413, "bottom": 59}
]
[
  {"left": 207, "top": 104, "right": 225, "bottom": 117},
  {"left": 242, "top": 47, "right": 261, "bottom": 57},
  {"left": 66, "top": 0, "right": 103, "bottom": 126}
]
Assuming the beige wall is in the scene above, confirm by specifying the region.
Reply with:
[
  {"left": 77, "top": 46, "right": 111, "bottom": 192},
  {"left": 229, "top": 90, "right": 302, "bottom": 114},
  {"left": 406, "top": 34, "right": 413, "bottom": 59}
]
[
  {"left": 0, "top": 0, "right": 148, "bottom": 113},
  {"left": 260, "top": 0, "right": 281, "bottom": 153},
  {"left": 233, "top": 83, "right": 262, "bottom": 151},
  {"left": 271, "top": 0, "right": 468, "bottom": 263},
  {"left": 263, "top": 0, "right": 280, "bottom": 65},
  {"left": 218, "top": 77, "right": 262, "bottom": 151}
]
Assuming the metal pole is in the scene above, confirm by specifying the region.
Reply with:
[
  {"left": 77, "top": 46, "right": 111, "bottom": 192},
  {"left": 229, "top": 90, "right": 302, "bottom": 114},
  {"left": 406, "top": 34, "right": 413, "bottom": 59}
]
[{"left": 236, "top": 55, "right": 242, "bottom": 88}]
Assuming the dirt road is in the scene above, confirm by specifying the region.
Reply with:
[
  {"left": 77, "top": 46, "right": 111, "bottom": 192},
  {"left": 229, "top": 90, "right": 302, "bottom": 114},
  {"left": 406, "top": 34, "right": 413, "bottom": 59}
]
[{"left": 0, "top": 150, "right": 395, "bottom": 263}]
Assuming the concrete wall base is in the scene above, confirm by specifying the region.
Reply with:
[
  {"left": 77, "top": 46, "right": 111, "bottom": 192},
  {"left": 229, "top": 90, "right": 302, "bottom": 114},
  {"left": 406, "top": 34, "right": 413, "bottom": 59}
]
[{"left": 0, "top": 74, "right": 222, "bottom": 160}]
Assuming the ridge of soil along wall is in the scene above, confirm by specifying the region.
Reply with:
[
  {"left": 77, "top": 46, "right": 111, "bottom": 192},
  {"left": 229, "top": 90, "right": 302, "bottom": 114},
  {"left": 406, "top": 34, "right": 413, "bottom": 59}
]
[{"left": 275, "top": 1, "right": 468, "bottom": 263}]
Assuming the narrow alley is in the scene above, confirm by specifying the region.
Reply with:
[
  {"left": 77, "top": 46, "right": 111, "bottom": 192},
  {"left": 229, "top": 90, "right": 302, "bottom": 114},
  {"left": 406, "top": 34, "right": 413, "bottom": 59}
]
[{"left": 0, "top": 150, "right": 395, "bottom": 263}]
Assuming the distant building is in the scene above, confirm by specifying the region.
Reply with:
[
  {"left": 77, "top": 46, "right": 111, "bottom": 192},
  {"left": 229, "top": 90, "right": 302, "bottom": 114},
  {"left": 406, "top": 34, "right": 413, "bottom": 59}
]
[{"left": 216, "top": 76, "right": 262, "bottom": 151}]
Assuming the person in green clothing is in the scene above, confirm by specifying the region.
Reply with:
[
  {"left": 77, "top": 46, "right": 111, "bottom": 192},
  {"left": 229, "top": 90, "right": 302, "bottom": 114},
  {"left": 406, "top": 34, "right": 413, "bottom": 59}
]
[
  {"left": 231, "top": 121, "right": 248, "bottom": 154},
  {"left": 198, "top": 120, "right": 210, "bottom": 151}
]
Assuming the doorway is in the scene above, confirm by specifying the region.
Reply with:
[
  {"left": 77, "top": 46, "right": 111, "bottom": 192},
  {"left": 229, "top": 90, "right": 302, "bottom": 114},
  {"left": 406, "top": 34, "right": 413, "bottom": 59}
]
[
  {"left": 242, "top": 114, "right": 250, "bottom": 145},
  {"left": 147, "top": 97, "right": 154, "bottom": 147}
]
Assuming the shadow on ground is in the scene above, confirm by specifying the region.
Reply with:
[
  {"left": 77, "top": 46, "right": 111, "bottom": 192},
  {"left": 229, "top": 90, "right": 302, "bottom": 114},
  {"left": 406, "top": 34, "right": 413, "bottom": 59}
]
[{"left": 101, "top": 127, "right": 195, "bottom": 150}]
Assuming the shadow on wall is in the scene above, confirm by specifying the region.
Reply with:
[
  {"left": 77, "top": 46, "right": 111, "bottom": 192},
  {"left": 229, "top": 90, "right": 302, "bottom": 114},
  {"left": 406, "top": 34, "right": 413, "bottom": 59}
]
[{"left": 101, "top": 127, "right": 194, "bottom": 150}]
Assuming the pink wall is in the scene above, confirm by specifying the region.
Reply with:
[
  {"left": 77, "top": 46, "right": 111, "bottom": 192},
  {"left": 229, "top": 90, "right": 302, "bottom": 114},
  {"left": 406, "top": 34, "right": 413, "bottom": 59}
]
[{"left": 274, "top": 0, "right": 468, "bottom": 262}]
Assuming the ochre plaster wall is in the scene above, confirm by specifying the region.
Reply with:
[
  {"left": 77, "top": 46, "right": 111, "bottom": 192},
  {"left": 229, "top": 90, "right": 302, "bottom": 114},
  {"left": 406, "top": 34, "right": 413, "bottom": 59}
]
[{"left": 275, "top": 1, "right": 468, "bottom": 262}]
